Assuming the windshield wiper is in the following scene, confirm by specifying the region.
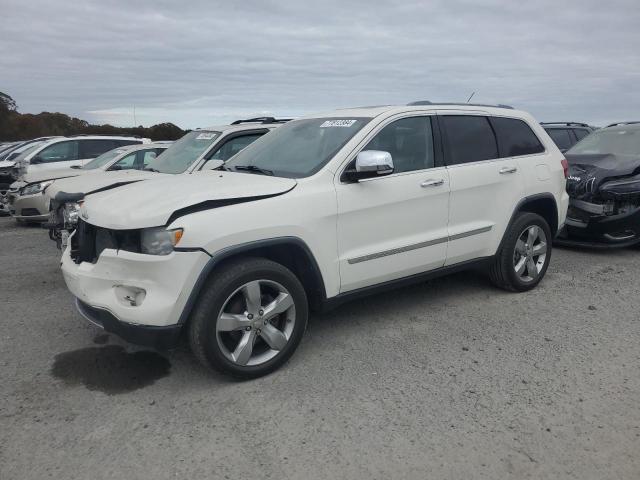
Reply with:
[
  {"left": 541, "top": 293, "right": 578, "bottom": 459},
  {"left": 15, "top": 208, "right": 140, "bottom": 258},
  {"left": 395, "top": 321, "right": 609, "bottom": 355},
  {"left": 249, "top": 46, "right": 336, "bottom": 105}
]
[
  {"left": 233, "top": 165, "right": 274, "bottom": 176},
  {"left": 144, "top": 167, "right": 160, "bottom": 173}
]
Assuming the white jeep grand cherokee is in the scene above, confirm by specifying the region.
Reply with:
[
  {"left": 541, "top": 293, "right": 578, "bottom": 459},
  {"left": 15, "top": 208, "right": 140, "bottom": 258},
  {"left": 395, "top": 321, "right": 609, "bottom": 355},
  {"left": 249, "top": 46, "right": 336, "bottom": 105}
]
[{"left": 61, "top": 102, "right": 569, "bottom": 378}]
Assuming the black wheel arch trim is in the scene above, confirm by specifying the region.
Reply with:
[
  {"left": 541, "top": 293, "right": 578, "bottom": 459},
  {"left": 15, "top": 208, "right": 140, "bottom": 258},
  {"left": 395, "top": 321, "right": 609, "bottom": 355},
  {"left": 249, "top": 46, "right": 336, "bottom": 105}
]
[
  {"left": 177, "top": 236, "right": 327, "bottom": 325},
  {"left": 497, "top": 193, "right": 558, "bottom": 254}
]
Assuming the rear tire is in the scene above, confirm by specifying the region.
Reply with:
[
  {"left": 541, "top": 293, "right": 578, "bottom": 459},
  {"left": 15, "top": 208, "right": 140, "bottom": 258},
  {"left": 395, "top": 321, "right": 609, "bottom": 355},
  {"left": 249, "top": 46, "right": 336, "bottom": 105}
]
[
  {"left": 489, "top": 212, "right": 552, "bottom": 292},
  {"left": 188, "top": 257, "right": 308, "bottom": 379}
]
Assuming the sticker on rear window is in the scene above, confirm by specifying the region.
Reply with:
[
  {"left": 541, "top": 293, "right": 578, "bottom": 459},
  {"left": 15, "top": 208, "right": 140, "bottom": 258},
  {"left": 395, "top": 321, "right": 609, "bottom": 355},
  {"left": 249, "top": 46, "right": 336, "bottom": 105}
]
[
  {"left": 320, "top": 120, "right": 357, "bottom": 128},
  {"left": 196, "top": 132, "right": 215, "bottom": 140}
]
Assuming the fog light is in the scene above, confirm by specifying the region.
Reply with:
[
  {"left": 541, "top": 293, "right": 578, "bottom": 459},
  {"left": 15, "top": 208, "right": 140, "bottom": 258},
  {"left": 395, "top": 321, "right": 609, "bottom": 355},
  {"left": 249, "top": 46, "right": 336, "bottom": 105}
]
[{"left": 114, "top": 285, "right": 146, "bottom": 307}]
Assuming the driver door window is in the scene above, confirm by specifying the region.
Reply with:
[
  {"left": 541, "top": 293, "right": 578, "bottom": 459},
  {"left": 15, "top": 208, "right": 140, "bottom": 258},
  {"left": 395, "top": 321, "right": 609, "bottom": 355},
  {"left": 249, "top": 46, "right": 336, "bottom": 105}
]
[
  {"left": 363, "top": 117, "right": 434, "bottom": 173},
  {"left": 110, "top": 152, "right": 137, "bottom": 170},
  {"left": 208, "top": 134, "right": 263, "bottom": 162}
]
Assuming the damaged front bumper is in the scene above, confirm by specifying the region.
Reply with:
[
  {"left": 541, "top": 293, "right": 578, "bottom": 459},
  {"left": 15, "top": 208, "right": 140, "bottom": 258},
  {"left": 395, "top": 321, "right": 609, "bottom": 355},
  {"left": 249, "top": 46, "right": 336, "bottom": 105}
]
[{"left": 557, "top": 198, "right": 640, "bottom": 248}]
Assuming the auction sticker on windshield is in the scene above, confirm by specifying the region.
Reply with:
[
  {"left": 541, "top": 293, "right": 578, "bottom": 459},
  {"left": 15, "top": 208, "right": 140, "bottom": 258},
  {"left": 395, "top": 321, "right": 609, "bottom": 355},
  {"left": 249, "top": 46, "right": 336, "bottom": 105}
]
[
  {"left": 196, "top": 133, "right": 216, "bottom": 140},
  {"left": 320, "top": 120, "right": 357, "bottom": 128}
]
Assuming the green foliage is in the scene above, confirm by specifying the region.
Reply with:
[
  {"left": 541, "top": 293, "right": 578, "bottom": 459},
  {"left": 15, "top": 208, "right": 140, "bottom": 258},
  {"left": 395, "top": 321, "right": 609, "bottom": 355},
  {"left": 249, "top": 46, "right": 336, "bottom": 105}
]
[{"left": 0, "top": 93, "right": 186, "bottom": 141}]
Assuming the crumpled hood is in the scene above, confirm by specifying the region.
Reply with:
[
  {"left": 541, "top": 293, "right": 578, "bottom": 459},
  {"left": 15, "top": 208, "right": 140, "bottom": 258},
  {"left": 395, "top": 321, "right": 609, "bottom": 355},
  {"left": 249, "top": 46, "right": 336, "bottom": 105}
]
[
  {"left": 23, "top": 167, "right": 84, "bottom": 185},
  {"left": 81, "top": 171, "right": 297, "bottom": 229},
  {"left": 46, "top": 169, "right": 159, "bottom": 200},
  {"left": 0, "top": 160, "right": 15, "bottom": 169},
  {"left": 566, "top": 153, "right": 640, "bottom": 201}
]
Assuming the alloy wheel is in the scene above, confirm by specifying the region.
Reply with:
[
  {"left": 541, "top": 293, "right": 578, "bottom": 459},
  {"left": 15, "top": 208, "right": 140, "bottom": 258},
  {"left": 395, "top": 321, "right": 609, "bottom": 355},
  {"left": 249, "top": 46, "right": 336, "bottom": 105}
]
[
  {"left": 215, "top": 280, "right": 296, "bottom": 367},
  {"left": 513, "top": 225, "right": 548, "bottom": 282}
]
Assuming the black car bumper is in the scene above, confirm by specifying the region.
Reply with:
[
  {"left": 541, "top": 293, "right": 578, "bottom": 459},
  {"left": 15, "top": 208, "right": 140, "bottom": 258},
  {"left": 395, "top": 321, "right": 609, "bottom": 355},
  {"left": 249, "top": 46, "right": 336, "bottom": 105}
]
[
  {"left": 76, "top": 298, "right": 183, "bottom": 350},
  {"left": 557, "top": 200, "right": 640, "bottom": 248}
]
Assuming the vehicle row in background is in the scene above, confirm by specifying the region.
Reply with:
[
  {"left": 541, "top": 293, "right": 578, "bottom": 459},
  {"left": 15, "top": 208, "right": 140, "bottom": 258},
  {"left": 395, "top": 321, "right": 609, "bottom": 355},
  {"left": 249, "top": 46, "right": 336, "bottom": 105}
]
[
  {"left": 541, "top": 122, "right": 597, "bottom": 152},
  {"left": 46, "top": 117, "right": 289, "bottom": 248}
]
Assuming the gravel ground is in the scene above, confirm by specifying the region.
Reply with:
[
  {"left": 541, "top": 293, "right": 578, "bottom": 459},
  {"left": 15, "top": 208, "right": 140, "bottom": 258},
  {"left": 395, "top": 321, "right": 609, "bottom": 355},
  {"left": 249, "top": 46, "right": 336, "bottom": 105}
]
[{"left": 0, "top": 216, "right": 639, "bottom": 479}]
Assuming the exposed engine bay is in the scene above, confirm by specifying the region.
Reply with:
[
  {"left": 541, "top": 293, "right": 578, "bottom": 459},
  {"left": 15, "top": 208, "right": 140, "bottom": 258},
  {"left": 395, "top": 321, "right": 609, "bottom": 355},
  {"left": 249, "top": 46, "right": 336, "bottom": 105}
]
[{"left": 561, "top": 152, "right": 640, "bottom": 247}]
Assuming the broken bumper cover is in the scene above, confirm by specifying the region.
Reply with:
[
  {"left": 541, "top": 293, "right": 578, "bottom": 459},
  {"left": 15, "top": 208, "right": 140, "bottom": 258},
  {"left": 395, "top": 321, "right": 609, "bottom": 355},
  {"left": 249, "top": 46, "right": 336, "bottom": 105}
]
[
  {"left": 61, "top": 243, "right": 210, "bottom": 348},
  {"left": 76, "top": 298, "right": 183, "bottom": 349},
  {"left": 558, "top": 199, "right": 640, "bottom": 248}
]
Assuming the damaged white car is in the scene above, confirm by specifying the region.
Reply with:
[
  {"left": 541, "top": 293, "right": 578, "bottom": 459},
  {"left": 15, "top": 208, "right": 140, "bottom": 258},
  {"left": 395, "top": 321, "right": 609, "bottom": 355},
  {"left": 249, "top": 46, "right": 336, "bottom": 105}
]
[{"left": 61, "top": 103, "right": 568, "bottom": 378}]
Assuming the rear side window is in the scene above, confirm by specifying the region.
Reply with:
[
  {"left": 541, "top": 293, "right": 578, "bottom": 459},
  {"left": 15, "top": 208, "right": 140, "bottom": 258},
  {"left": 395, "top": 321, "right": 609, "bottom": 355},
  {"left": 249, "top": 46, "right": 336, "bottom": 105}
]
[
  {"left": 573, "top": 129, "right": 590, "bottom": 141},
  {"left": 545, "top": 128, "right": 573, "bottom": 151},
  {"left": 79, "top": 140, "right": 116, "bottom": 159},
  {"left": 442, "top": 116, "right": 498, "bottom": 165},
  {"left": 490, "top": 117, "right": 544, "bottom": 157}
]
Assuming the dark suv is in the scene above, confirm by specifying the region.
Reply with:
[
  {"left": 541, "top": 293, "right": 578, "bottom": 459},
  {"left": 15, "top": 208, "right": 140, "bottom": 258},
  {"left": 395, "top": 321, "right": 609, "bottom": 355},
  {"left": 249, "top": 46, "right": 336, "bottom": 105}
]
[{"left": 541, "top": 122, "right": 596, "bottom": 152}]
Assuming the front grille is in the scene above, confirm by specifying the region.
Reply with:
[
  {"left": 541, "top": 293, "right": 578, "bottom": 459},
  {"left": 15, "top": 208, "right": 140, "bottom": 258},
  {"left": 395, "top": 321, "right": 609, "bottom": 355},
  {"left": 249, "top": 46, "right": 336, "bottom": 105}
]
[{"left": 71, "top": 219, "right": 142, "bottom": 264}]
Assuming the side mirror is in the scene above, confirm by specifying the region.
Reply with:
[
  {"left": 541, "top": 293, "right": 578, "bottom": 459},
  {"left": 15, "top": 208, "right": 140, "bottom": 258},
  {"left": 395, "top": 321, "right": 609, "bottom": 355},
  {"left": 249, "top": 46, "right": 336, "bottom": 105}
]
[
  {"left": 344, "top": 150, "right": 394, "bottom": 181},
  {"left": 30, "top": 156, "right": 43, "bottom": 165},
  {"left": 202, "top": 159, "right": 224, "bottom": 171}
]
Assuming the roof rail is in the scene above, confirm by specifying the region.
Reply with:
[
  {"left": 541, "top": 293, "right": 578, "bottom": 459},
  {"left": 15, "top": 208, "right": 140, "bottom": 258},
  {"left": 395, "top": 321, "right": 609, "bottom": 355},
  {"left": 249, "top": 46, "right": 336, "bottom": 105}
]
[
  {"left": 67, "top": 134, "right": 142, "bottom": 138},
  {"left": 407, "top": 101, "right": 514, "bottom": 109},
  {"left": 541, "top": 122, "right": 590, "bottom": 127},
  {"left": 606, "top": 121, "right": 640, "bottom": 127},
  {"left": 231, "top": 117, "right": 292, "bottom": 125}
]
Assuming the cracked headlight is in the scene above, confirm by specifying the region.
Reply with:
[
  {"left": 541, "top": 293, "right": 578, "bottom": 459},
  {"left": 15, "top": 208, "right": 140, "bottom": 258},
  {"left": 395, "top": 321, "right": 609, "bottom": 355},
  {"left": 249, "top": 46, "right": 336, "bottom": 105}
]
[
  {"left": 140, "top": 227, "right": 184, "bottom": 255},
  {"left": 20, "top": 180, "right": 53, "bottom": 196},
  {"left": 62, "top": 202, "right": 82, "bottom": 227}
]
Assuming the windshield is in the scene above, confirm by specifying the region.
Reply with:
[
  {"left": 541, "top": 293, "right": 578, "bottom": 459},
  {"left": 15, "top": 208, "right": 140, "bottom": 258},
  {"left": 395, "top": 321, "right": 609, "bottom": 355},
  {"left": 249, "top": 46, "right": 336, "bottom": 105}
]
[
  {"left": 146, "top": 130, "right": 220, "bottom": 174},
  {"left": 82, "top": 148, "right": 129, "bottom": 170},
  {"left": 568, "top": 127, "right": 640, "bottom": 156},
  {"left": 11, "top": 142, "right": 46, "bottom": 162},
  {"left": 225, "top": 117, "right": 370, "bottom": 178}
]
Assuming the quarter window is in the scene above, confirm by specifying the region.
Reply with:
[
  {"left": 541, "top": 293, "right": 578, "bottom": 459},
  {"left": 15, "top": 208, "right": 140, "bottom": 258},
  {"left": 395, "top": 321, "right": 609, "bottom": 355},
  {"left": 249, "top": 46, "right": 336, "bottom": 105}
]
[
  {"left": 490, "top": 117, "right": 544, "bottom": 156},
  {"left": 442, "top": 116, "right": 498, "bottom": 165},
  {"left": 363, "top": 117, "right": 434, "bottom": 173},
  {"left": 37, "top": 141, "right": 79, "bottom": 163}
]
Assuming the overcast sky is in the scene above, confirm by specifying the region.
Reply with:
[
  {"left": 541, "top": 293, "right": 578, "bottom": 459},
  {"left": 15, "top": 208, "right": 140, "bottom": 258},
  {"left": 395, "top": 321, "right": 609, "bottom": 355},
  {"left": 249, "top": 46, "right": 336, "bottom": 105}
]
[{"left": 2, "top": 0, "right": 639, "bottom": 128}]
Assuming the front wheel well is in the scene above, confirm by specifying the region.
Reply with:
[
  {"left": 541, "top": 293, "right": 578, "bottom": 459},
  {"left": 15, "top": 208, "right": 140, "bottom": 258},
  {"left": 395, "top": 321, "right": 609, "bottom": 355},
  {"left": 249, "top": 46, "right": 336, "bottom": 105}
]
[{"left": 205, "top": 240, "right": 326, "bottom": 312}]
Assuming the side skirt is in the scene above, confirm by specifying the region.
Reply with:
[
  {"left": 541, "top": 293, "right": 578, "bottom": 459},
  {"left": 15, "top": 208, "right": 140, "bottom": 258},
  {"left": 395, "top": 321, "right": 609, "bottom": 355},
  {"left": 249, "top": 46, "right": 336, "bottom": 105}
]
[{"left": 321, "top": 256, "right": 493, "bottom": 312}]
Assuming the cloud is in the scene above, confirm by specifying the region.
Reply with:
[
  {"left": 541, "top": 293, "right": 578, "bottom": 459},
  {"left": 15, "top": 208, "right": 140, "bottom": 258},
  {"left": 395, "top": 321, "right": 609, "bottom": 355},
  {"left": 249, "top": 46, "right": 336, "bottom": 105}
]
[{"left": 1, "top": 0, "right": 639, "bottom": 128}]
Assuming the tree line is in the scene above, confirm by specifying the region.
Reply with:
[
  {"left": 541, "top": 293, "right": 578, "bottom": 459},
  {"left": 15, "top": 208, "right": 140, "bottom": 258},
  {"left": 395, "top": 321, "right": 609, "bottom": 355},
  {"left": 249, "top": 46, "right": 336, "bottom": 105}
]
[{"left": 0, "top": 91, "right": 187, "bottom": 141}]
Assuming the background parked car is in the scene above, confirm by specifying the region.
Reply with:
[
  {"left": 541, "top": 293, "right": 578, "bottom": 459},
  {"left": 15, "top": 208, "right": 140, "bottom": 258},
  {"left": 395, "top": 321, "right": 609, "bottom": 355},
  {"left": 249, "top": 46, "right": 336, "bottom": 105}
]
[
  {"left": 541, "top": 122, "right": 597, "bottom": 152},
  {"left": 46, "top": 117, "right": 289, "bottom": 247},
  {"left": 559, "top": 121, "right": 640, "bottom": 247},
  {"left": 11, "top": 134, "right": 150, "bottom": 179},
  {"left": 5, "top": 143, "right": 170, "bottom": 225}
]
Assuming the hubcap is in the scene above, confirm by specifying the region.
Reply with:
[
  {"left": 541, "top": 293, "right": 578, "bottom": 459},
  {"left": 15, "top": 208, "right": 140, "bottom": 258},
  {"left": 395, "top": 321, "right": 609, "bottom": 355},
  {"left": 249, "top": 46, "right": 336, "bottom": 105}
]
[
  {"left": 216, "top": 280, "right": 296, "bottom": 367},
  {"left": 513, "top": 225, "right": 547, "bottom": 282}
]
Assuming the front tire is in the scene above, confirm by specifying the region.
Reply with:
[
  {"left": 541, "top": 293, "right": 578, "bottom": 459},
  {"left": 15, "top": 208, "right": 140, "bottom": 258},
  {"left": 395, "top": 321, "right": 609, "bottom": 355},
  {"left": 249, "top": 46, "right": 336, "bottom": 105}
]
[
  {"left": 489, "top": 212, "right": 552, "bottom": 292},
  {"left": 188, "top": 257, "right": 308, "bottom": 379}
]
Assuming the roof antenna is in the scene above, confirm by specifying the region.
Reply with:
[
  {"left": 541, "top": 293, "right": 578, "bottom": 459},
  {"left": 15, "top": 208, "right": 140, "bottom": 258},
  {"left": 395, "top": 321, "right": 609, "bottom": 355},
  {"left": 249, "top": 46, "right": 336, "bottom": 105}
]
[{"left": 466, "top": 91, "right": 476, "bottom": 103}]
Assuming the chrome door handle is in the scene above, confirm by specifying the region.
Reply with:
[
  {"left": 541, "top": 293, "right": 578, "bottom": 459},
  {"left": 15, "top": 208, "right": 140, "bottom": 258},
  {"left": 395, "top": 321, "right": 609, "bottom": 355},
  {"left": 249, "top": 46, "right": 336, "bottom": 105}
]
[
  {"left": 421, "top": 178, "right": 444, "bottom": 188},
  {"left": 499, "top": 166, "right": 518, "bottom": 174}
]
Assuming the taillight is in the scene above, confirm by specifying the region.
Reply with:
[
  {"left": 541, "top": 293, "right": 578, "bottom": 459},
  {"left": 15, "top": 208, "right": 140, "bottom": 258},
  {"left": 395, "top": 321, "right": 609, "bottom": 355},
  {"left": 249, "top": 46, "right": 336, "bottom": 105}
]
[{"left": 561, "top": 158, "right": 569, "bottom": 178}]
